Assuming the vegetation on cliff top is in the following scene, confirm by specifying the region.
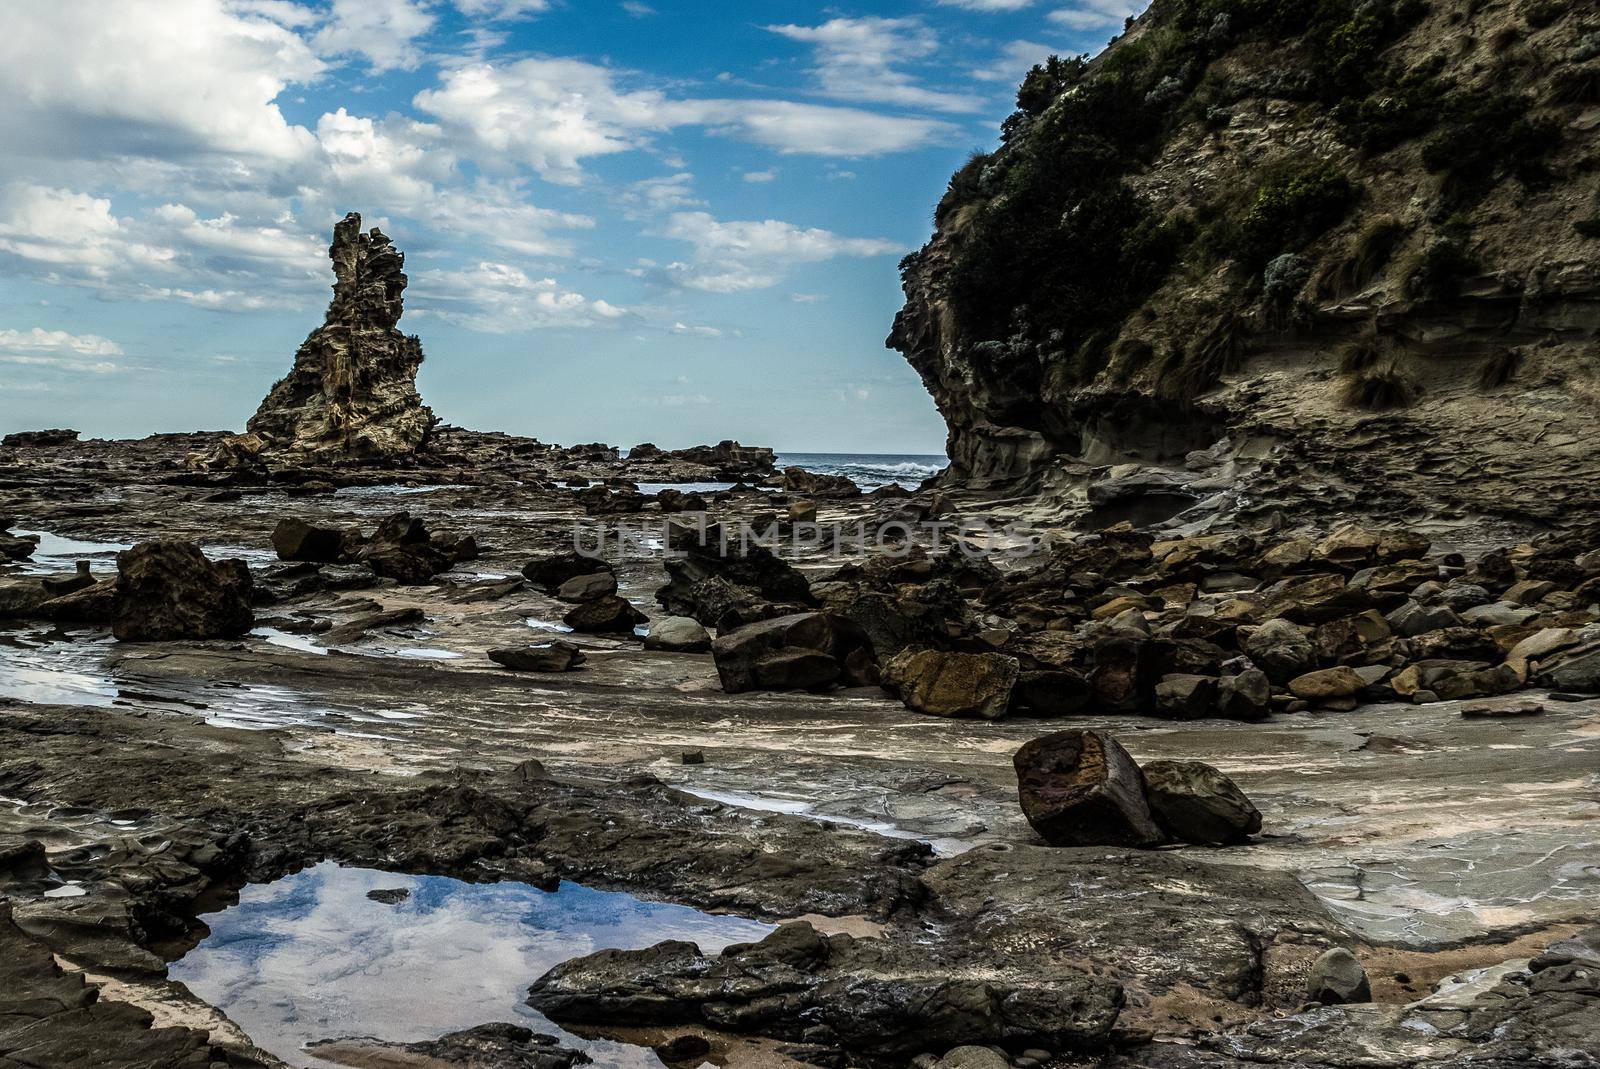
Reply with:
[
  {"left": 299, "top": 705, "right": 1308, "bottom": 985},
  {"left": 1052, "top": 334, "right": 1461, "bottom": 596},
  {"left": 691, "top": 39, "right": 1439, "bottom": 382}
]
[{"left": 928, "top": 0, "right": 1570, "bottom": 401}]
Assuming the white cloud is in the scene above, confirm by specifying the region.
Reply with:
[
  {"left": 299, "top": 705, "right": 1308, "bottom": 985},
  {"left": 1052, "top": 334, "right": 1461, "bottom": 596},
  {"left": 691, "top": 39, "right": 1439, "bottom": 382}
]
[
  {"left": 414, "top": 58, "right": 956, "bottom": 184},
  {"left": 412, "top": 262, "right": 627, "bottom": 332},
  {"left": 936, "top": 0, "right": 1034, "bottom": 8},
  {"left": 0, "top": 327, "right": 125, "bottom": 374},
  {"left": 620, "top": 173, "right": 703, "bottom": 217},
  {"left": 312, "top": 0, "right": 436, "bottom": 71},
  {"left": 0, "top": 328, "right": 123, "bottom": 357},
  {"left": 742, "top": 168, "right": 779, "bottom": 183},
  {"left": 650, "top": 211, "right": 902, "bottom": 292},
  {"left": 670, "top": 322, "right": 726, "bottom": 337},
  {"left": 767, "top": 18, "right": 980, "bottom": 114},
  {"left": 0, "top": 185, "right": 177, "bottom": 279},
  {"left": 1047, "top": 0, "right": 1143, "bottom": 31},
  {"left": 454, "top": 0, "right": 550, "bottom": 19},
  {"left": 971, "top": 39, "right": 1060, "bottom": 83},
  {"left": 0, "top": 0, "right": 322, "bottom": 167},
  {"left": 621, "top": 0, "right": 655, "bottom": 15}
]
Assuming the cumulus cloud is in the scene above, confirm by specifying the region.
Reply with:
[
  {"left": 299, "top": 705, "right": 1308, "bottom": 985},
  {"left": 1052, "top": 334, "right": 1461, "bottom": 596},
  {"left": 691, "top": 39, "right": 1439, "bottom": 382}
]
[
  {"left": 766, "top": 18, "right": 981, "bottom": 114},
  {"left": 935, "top": 0, "right": 1034, "bottom": 8},
  {"left": 0, "top": 327, "right": 125, "bottom": 374},
  {"left": 971, "top": 39, "right": 1061, "bottom": 83},
  {"left": 0, "top": 0, "right": 322, "bottom": 168},
  {"left": 312, "top": 0, "right": 436, "bottom": 71},
  {"left": 414, "top": 59, "right": 956, "bottom": 184},
  {"left": 648, "top": 211, "right": 902, "bottom": 292},
  {"left": 411, "top": 262, "right": 628, "bottom": 332}
]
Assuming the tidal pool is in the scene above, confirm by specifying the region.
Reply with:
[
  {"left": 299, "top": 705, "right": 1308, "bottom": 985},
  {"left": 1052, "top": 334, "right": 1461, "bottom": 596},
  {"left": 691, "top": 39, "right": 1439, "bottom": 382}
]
[{"left": 170, "top": 861, "right": 775, "bottom": 1068}]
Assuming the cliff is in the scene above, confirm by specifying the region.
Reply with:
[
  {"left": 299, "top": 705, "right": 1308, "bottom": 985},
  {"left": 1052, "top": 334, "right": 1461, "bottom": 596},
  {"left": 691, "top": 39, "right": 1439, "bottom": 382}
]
[
  {"left": 247, "top": 212, "right": 436, "bottom": 463},
  {"left": 891, "top": 0, "right": 1600, "bottom": 533}
]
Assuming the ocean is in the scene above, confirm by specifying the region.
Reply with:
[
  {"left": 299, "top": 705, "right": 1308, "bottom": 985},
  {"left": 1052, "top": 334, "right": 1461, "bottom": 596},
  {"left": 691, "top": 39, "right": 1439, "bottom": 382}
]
[{"left": 775, "top": 452, "right": 947, "bottom": 490}]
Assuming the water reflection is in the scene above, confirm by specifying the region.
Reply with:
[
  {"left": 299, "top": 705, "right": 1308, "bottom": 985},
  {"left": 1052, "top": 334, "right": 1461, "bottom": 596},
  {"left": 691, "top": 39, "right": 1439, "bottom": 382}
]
[{"left": 170, "top": 862, "right": 775, "bottom": 1069}]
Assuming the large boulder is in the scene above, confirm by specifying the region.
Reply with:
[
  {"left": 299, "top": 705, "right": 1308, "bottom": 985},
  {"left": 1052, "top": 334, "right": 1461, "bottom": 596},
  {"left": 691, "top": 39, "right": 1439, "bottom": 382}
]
[
  {"left": 1140, "top": 759, "right": 1262, "bottom": 845},
  {"left": 1287, "top": 665, "right": 1367, "bottom": 701},
  {"left": 522, "top": 552, "right": 614, "bottom": 593},
  {"left": 271, "top": 518, "right": 349, "bottom": 563},
  {"left": 358, "top": 512, "right": 454, "bottom": 583},
  {"left": 710, "top": 611, "right": 863, "bottom": 693},
  {"left": 563, "top": 595, "right": 647, "bottom": 635},
  {"left": 657, "top": 521, "right": 813, "bottom": 629},
  {"left": 1306, "top": 948, "right": 1371, "bottom": 1005},
  {"left": 1534, "top": 638, "right": 1600, "bottom": 693},
  {"left": 643, "top": 616, "right": 712, "bottom": 653},
  {"left": 112, "top": 541, "right": 254, "bottom": 642},
  {"left": 1012, "top": 730, "right": 1164, "bottom": 848},
  {"left": 883, "top": 649, "right": 1019, "bottom": 719},
  {"left": 555, "top": 571, "right": 618, "bottom": 602},
  {"left": 1242, "top": 619, "right": 1315, "bottom": 685}
]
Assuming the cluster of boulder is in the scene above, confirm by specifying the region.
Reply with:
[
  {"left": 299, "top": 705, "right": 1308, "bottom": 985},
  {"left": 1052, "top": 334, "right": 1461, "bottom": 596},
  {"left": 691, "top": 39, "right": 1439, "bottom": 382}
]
[
  {"left": 273, "top": 511, "right": 477, "bottom": 582},
  {"left": 626, "top": 439, "right": 776, "bottom": 480},
  {"left": 1013, "top": 729, "right": 1261, "bottom": 848}
]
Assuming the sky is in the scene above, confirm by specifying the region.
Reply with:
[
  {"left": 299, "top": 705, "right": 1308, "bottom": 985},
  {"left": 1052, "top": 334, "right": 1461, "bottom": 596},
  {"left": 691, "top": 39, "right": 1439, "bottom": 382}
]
[{"left": 0, "top": 0, "right": 1143, "bottom": 453}]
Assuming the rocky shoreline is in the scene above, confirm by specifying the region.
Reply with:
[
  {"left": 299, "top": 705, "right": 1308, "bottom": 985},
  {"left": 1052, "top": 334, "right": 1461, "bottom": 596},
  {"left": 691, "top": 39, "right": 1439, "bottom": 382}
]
[{"left": 0, "top": 423, "right": 1596, "bottom": 1069}]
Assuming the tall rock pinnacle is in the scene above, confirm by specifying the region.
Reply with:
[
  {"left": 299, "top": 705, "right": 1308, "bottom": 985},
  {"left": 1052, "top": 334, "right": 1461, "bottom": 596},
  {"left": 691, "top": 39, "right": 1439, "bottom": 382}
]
[{"left": 247, "top": 212, "right": 436, "bottom": 463}]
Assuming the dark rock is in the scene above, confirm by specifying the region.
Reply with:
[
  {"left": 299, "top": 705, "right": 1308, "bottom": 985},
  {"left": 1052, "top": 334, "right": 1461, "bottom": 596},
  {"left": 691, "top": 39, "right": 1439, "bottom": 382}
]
[
  {"left": 272, "top": 517, "right": 349, "bottom": 563},
  {"left": 309, "top": 1023, "right": 589, "bottom": 1069},
  {"left": 112, "top": 541, "right": 254, "bottom": 642},
  {"left": 563, "top": 596, "right": 647, "bottom": 635},
  {"left": 489, "top": 641, "right": 586, "bottom": 672},
  {"left": 1153, "top": 673, "right": 1218, "bottom": 720},
  {"left": 653, "top": 1035, "right": 711, "bottom": 1062},
  {"left": 1535, "top": 639, "right": 1600, "bottom": 693},
  {"left": 884, "top": 649, "right": 1019, "bottom": 719},
  {"left": 1140, "top": 759, "right": 1262, "bottom": 845},
  {"left": 1215, "top": 669, "right": 1271, "bottom": 720},
  {"left": 1, "top": 428, "right": 78, "bottom": 448},
  {"left": 1242, "top": 619, "right": 1315, "bottom": 685},
  {"left": 244, "top": 212, "right": 436, "bottom": 463},
  {"left": 366, "top": 887, "right": 411, "bottom": 904},
  {"left": 555, "top": 571, "right": 618, "bottom": 602},
  {"left": 1010, "top": 668, "right": 1091, "bottom": 716},
  {"left": 1013, "top": 730, "right": 1164, "bottom": 847},
  {"left": 527, "top": 921, "right": 1120, "bottom": 1058},
  {"left": 522, "top": 552, "right": 613, "bottom": 593},
  {"left": 644, "top": 616, "right": 712, "bottom": 653},
  {"left": 1306, "top": 947, "right": 1371, "bottom": 1004},
  {"left": 711, "top": 612, "right": 846, "bottom": 693},
  {"left": 657, "top": 521, "right": 814, "bottom": 629}
]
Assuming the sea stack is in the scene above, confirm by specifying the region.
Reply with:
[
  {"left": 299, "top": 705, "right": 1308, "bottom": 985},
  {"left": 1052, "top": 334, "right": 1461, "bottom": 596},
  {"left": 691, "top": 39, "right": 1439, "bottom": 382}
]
[{"left": 247, "top": 212, "right": 436, "bottom": 463}]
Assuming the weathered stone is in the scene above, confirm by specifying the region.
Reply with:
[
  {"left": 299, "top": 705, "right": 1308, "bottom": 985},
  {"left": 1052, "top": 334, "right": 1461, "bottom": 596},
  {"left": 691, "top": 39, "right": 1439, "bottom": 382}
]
[
  {"left": 1306, "top": 947, "right": 1371, "bottom": 1004},
  {"left": 489, "top": 641, "right": 586, "bottom": 672},
  {"left": 1141, "top": 759, "right": 1262, "bottom": 845},
  {"left": 884, "top": 649, "right": 1019, "bottom": 719},
  {"left": 1243, "top": 618, "right": 1315, "bottom": 684},
  {"left": 112, "top": 541, "right": 254, "bottom": 642},
  {"left": 246, "top": 213, "right": 435, "bottom": 462},
  {"left": 1153, "top": 673, "right": 1217, "bottom": 719},
  {"left": 1012, "top": 730, "right": 1164, "bottom": 848},
  {"left": 1215, "top": 669, "right": 1271, "bottom": 720},
  {"left": 563, "top": 595, "right": 647, "bottom": 635},
  {"left": 1010, "top": 668, "right": 1091, "bottom": 716},
  {"left": 522, "top": 552, "right": 613, "bottom": 593},
  {"left": 1288, "top": 666, "right": 1367, "bottom": 701},
  {"left": 643, "top": 615, "right": 712, "bottom": 653},
  {"left": 1386, "top": 600, "right": 1465, "bottom": 637},
  {"left": 556, "top": 571, "right": 619, "bottom": 602},
  {"left": 272, "top": 517, "right": 349, "bottom": 563},
  {"left": 710, "top": 612, "right": 851, "bottom": 693}
]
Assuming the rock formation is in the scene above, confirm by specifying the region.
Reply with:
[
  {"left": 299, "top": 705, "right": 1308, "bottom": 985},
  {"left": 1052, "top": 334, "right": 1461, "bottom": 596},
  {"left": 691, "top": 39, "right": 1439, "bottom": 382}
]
[
  {"left": 891, "top": 0, "right": 1600, "bottom": 530},
  {"left": 246, "top": 212, "right": 436, "bottom": 463}
]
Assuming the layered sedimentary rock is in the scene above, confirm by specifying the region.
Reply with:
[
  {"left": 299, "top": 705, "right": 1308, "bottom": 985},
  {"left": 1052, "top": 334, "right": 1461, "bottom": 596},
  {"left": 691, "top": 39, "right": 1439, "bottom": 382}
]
[
  {"left": 246, "top": 212, "right": 436, "bottom": 463},
  {"left": 891, "top": 0, "right": 1600, "bottom": 528}
]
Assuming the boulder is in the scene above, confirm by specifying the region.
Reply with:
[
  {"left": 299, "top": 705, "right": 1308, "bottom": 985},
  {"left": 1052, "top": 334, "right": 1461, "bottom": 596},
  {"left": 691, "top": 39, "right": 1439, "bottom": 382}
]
[
  {"left": 1215, "top": 669, "right": 1271, "bottom": 720},
  {"left": 556, "top": 571, "right": 619, "bottom": 603},
  {"left": 884, "top": 649, "right": 1019, "bottom": 719},
  {"left": 1012, "top": 730, "right": 1164, "bottom": 848},
  {"left": 271, "top": 518, "right": 348, "bottom": 563},
  {"left": 1306, "top": 948, "right": 1371, "bottom": 1004},
  {"left": 643, "top": 616, "right": 712, "bottom": 653},
  {"left": 1140, "top": 759, "right": 1262, "bottom": 845},
  {"left": 1533, "top": 639, "right": 1600, "bottom": 693},
  {"left": 563, "top": 595, "right": 647, "bottom": 635},
  {"left": 657, "top": 521, "right": 814, "bottom": 629},
  {"left": 1011, "top": 668, "right": 1091, "bottom": 716},
  {"left": 522, "top": 552, "right": 613, "bottom": 593},
  {"left": 112, "top": 541, "right": 254, "bottom": 642},
  {"left": 1152, "top": 673, "right": 1217, "bottom": 719},
  {"left": 488, "top": 641, "right": 586, "bottom": 672},
  {"left": 1243, "top": 619, "right": 1315, "bottom": 684},
  {"left": 0, "top": 530, "right": 38, "bottom": 561},
  {"left": 710, "top": 612, "right": 857, "bottom": 693},
  {"left": 1386, "top": 600, "right": 1464, "bottom": 637},
  {"left": 1288, "top": 666, "right": 1367, "bottom": 701}
]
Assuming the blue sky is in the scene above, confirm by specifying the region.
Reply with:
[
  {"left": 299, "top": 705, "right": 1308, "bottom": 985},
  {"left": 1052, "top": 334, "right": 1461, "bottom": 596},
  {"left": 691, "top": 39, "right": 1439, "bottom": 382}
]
[{"left": 0, "top": 0, "right": 1142, "bottom": 452}]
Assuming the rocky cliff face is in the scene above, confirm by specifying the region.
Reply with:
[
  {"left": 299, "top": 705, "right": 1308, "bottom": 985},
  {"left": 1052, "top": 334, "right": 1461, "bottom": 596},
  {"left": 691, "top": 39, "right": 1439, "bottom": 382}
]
[
  {"left": 892, "top": 0, "right": 1600, "bottom": 532},
  {"left": 248, "top": 212, "right": 436, "bottom": 463}
]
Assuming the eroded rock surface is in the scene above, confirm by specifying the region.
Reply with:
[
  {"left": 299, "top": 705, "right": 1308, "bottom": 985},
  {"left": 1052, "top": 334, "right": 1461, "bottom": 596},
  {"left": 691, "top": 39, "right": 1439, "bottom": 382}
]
[{"left": 244, "top": 212, "right": 436, "bottom": 464}]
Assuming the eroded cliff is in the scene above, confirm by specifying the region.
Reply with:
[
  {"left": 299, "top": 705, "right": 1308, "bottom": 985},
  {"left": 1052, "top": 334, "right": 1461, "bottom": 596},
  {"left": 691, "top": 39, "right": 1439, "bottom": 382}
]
[{"left": 892, "top": 0, "right": 1600, "bottom": 531}]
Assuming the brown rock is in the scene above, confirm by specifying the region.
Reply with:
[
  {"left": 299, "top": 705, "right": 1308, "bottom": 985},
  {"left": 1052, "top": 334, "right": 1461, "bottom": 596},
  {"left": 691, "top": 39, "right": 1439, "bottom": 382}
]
[
  {"left": 1012, "top": 730, "right": 1164, "bottom": 847},
  {"left": 884, "top": 649, "right": 1019, "bottom": 719}
]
